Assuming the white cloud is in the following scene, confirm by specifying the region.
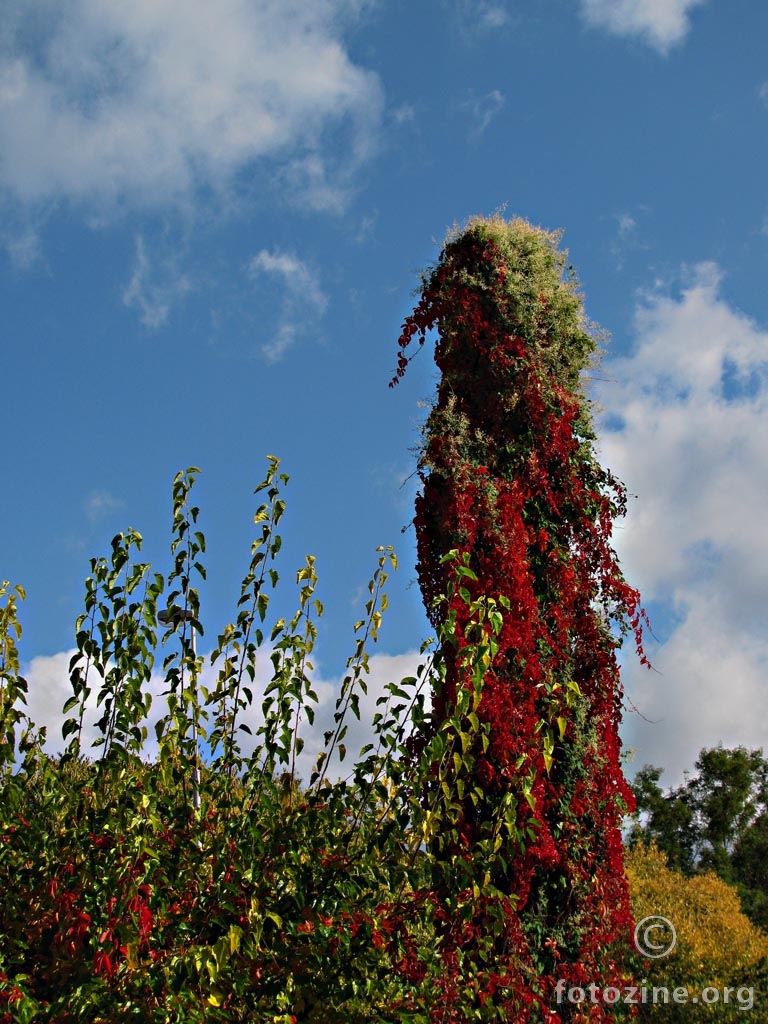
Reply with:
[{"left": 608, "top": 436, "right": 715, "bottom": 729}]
[
  {"left": 355, "top": 210, "right": 379, "bottom": 243},
  {"left": 474, "top": 2, "right": 509, "bottom": 28},
  {"left": 248, "top": 250, "right": 328, "bottom": 312},
  {"left": 610, "top": 212, "right": 642, "bottom": 270},
  {"left": 247, "top": 248, "right": 328, "bottom": 362},
  {"left": 391, "top": 103, "right": 416, "bottom": 125},
  {"left": 295, "top": 650, "right": 425, "bottom": 781},
  {"left": 454, "top": 0, "right": 510, "bottom": 32},
  {"left": 617, "top": 213, "right": 637, "bottom": 238},
  {"left": 122, "top": 234, "right": 191, "bottom": 328},
  {"left": 259, "top": 323, "right": 298, "bottom": 365},
  {"left": 278, "top": 154, "right": 355, "bottom": 216},
  {"left": 21, "top": 644, "right": 425, "bottom": 783},
  {"left": 2, "top": 222, "right": 41, "bottom": 268},
  {"left": 462, "top": 89, "right": 505, "bottom": 137},
  {"left": 21, "top": 649, "right": 166, "bottom": 758},
  {"left": 596, "top": 263, "right": 768, "bottom": 785},
  {"left": 84, "top": 489, "right": 124, "bottom": 523},
  {"left": 22, "top": 649, "right": 80, "bottom": 751},
  {"left": 0, "top": 0, "right": 383, "bottom": 211},
  {"left": 579, "top": 0, "right": 708, "bottom": 54}
]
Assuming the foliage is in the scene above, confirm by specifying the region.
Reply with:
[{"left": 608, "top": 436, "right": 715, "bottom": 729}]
[
  {"left": 392, "top": 215, "right": 648, "bottom": 1018},
  {"left": 0, "top": 458, "right": 564, "bottom": 1022},
  {"left": 0, "top": 463, "right": 391, "bottom": 1021},
  {"left": 628, "top": 746, "right": 768, "bottom": 929},
  {"left": 624, "top": 842, "right": 768, "bottom": 1021},
  {"left": 0, "top": 581, "right": 36, "bottom": 771},
  {"left": 0, "top": 216, "right": 651, "bottom": 1022}
]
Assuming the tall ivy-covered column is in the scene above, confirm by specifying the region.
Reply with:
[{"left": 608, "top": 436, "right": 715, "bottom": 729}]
[{"left": 392, "top": 216, "right": 647, "bottom": 1018}]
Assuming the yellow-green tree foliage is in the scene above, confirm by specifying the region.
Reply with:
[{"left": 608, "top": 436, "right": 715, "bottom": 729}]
[{"left": 625, "top": 842, "right": 768, "bottom": 1020}]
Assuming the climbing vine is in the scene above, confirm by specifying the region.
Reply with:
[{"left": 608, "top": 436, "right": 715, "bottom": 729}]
[{"left": 393, "top": 215, "right": 648, "bottom": 1018}]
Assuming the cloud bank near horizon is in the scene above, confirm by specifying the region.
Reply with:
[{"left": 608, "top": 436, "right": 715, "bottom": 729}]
[{"left": 20, "top": 644, "right": 426, "bottom": 783}]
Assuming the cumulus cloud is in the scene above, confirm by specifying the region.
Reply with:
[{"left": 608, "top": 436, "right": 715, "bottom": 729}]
[
  {"left": 596, "top": 263, "right": 768, "bottom": 785},
  {"left": 246, "top": 248, "right": 328, "bottom": 361},
  {"left": 0, "top": 0, "right": 383, "bottom": 211},
  {"left": 579, "top": 0, "right": 708, "bottom": 53},
  {"left": 295, "top": 650, "right": 426, "bottom": 781},
  {"left": 21, "top": 644, "right": 425, "bottom": 782},
  {"left": 22, "top": 650, "right": 77, "bottom": 752},
  {"left": 21, "top": 649, "right": 166, "bottom": 758}
]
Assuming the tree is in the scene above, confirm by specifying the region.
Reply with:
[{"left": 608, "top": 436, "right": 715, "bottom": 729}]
[
  {"left": 625, "top": 842, "right": 768, "bottom": 1022},
  {"left": 690, "top": 747, "right": 768, "bottom": 879},
  {"left": 629, "top": 764, "right": 697, "bottom": 872},
  {"left": 732, "top": 813, "right": 768, "bottom": 928},
  {"left": 392, "top": 215, "right": 647, "bottom": 1018},
  {"left": 629, "top": 745, "right": 768, "bottom": 931}
]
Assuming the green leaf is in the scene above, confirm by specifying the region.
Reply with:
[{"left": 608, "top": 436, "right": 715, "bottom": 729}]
[{"left": 229, "top": 924, "right": 243, "bottom": 955}]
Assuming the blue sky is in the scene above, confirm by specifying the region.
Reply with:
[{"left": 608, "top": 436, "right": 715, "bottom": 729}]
[{"left": 2, "top": 0, "right": 767, "bottom": 786}]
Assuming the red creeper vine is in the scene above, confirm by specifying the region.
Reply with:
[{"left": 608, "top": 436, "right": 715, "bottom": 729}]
[{"left": 393, "top": 216, "right": 649, "bottom": 1020}]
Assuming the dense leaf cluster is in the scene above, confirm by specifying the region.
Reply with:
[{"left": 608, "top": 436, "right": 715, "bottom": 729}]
[
  {"left": 0, "top": 217, "right": 654, "bottom": 1022},
  {"left": 0, "top": 460, "right": 573, "bottom": 1022},
  {"left": 394, "top": 216, "right": 648, "bottom": 1017},
  {"left": 629, "top": 745, "right": 768, "bottom": 932},
  {"left": 625, "top": 841, "right": 768, "bottom": 1022}
]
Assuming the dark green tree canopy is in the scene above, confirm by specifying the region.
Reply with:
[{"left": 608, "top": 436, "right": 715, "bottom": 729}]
[{"left": 629, "top": 744, "right": 768, "bottom": 930}]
